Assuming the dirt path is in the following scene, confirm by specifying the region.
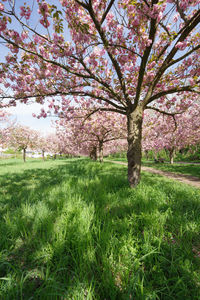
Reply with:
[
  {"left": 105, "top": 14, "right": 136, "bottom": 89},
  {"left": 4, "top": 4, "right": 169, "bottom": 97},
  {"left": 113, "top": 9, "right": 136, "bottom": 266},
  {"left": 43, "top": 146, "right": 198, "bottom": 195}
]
[{"left": 105, "top": 160, "right": 200, "bottom": 189}]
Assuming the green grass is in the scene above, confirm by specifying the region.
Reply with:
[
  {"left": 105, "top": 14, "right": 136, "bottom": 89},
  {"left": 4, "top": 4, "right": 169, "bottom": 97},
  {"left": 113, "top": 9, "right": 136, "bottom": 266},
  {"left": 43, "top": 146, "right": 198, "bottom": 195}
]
[
  {"left": 0, "top": 158, "right": 200, "bottom": 299},
  {"left": 106, "top": 157, "right": 127, "bottom": 162},
  {"left": 142, "top": 161, "right": 200, "bottom": 179},
  {"left": 107, "top": 157, "right": 200, "bottom": 178}
]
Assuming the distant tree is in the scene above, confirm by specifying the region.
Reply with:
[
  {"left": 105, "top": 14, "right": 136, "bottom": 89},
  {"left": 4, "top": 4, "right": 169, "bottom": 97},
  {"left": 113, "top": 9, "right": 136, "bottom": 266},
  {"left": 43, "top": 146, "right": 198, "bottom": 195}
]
[
  {"left": 0, "top": 110, "right": 13, "bottom": 146},
  {"left": 0, "top": 110, "right": 9, "bottom": 123},
  {"left": 4, "top": 125, "right": 39, "bottom": 162},
  {"left": 56, "top": 110, "right": 126, "bottom": 162},
  {"left": 35, "top": 135, "right": 47, "bottom": 160},
  {"left": 41, "top": 133, "right": 72, "bottom": 158},
  {"left": 142, "top": 103, "right": 200, "bottom": 163}
]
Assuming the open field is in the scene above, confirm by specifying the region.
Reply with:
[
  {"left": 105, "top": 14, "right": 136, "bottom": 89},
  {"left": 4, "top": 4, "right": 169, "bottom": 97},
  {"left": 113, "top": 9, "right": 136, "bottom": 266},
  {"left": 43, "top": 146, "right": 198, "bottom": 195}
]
[
  {"left": 107, "top": 157, "right": 200, "bottom": 179},
  {"left": 0, "top": 158, "right": 200, "bottom": 299},
  {"left": 142, "top": 161, "right": 200, "bottom": 179}
]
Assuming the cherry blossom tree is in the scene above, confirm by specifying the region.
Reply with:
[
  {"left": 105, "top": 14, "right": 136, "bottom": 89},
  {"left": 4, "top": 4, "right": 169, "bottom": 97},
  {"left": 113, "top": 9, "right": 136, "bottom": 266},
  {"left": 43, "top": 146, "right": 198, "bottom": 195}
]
[
  {"left": 35, "top": 135, "right": 51, "bottom": 160},
  {"left": 0, "top": 110, "right": 9, "bottom": 122},
  {"left": 41, "top": 133, "right": 74, "bottom": 158},
  {"left": 0, "top": 110, "right": 9, "bottom": 135},
  {"left": 0, "top": 110, "right": 14, "bottom": 147},
  {"left": 56, "top": 127, "right": 85, "bottom": 157},
  {"left": 0, "top": 110, "right": 7, "bottom": 146},
  {"left": 103, "top": 138, "right": 128, "bottom": 157},
  {"left": 54, "top": 131, "right": 76, "bottom": 157},
  {"left": 142, "top": 103, "right": 200, "bottom": 163},
  {"left": 0, "top": 1, "right": 200, "bottom": 186},
  {"left": 44, "top": 134, "right": 60, "bottom": 159},
  {"left": 56, "top": 110, "right": 126, "bottom": 162},
  {"left": 4, "top": 124, "right": 39, "bottom": 162}
]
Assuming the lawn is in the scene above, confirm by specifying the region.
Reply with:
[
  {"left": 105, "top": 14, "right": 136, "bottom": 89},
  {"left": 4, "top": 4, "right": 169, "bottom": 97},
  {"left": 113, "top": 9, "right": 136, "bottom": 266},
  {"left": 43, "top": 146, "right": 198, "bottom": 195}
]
[
  {"left": 142, "top": 161, "right": 200, "bottom": 179},
  {"left": 107, "top": 157, "right": 200, "bottom": 179},
  {"left": 0, "top": 158, "right": 200, "bottom": 299}
]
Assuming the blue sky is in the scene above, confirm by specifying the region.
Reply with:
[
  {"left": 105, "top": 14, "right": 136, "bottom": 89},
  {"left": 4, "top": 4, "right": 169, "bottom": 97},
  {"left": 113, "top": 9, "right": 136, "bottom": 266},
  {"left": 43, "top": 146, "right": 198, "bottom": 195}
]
[
  {"left": 5, "top": 103, "right": 57, "bottom": 134},
  {"left": 0, "top": 0, "right": 66, "bottom": 134}
]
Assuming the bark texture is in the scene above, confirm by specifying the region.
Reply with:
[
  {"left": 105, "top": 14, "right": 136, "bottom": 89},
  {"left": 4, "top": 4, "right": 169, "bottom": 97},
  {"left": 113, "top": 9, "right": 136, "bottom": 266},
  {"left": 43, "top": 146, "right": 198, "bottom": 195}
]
[
  {"left": 90, "top": 146, "right": 97, "bottom": 161},
  {"left": 99, "top": 141, "right": 103, "bottom": 163},
  {"left": 127, "top": 108, "right": 143, "bottom": 187},
  {"left": 169, "top": 148, "right": 175, "bottom": 164}
]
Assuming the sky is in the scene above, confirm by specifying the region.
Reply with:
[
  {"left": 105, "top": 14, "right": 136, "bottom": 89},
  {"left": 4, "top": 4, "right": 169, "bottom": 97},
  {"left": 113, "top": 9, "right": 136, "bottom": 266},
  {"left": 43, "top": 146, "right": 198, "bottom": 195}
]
[
  {"left": 5, "top": 103, "right": 57, "bottom": 134},
  {"left": 0, "top": 0, "right": 66, "bottom": 134}
]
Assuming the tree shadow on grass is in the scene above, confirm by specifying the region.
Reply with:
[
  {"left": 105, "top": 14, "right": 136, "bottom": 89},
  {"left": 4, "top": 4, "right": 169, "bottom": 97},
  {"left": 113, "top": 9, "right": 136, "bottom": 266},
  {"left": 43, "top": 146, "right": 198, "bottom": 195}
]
[
  {"left": 75, "top": 167, "right": 200, "bottom": 299},
  {"left": 0, "top": 160, "right": 200, "bottom": 299},
  {"left": 0, "top": 159, "right": 48, "bottom": 167},
  {"left": 0, "top": 161, "right": 22, "bottom": 167},
  {"left": 0, "top": 160, "right": 90, "bottom": 298},
  {"left": 0, "top": 160, "right": 123, "bottom": 298},
  {"left": 59, "top": 163, "right": 200, "bottom": 299},
  {"left": 100, "top": 171, "right": 200, "bottom": 299}
]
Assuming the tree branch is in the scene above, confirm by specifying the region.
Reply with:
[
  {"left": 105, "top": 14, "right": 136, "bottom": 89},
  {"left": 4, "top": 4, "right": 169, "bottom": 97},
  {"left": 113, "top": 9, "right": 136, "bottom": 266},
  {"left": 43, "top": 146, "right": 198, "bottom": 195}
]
[
  {"left": 0, "top": 34, "right": 93, "bottom": 80},
  {"left": 100, "top": 0, "right": 115, "bottom": 25},
  {"left": 82, "top": 107, "right": 126, "bottom": 122},
  {"left": 146, "top": 106, "right": 182, "bottom": 131},
  {"left": 146, "top": 105, "right": 186, "bottom": 116},
  {"left": 147, "top": 86, "right": 200, "bottom": 104},
  {"left": 151, "top": 10, "right": 200, "bottom": 91},
  {"left": 80, "top": 1, "right": 129, "bottom": 104},
  {"left": 77, "top": 56, "right": 126, "bottom": 106},
  {"left": 134, "top": 0, "right": 158, "bottom": 109},
  {"left": 0, "top": 90, "right": 126, "bottom": 112},
  {"left": 166, "top": 44, "right": 200, "bottom": 69}
]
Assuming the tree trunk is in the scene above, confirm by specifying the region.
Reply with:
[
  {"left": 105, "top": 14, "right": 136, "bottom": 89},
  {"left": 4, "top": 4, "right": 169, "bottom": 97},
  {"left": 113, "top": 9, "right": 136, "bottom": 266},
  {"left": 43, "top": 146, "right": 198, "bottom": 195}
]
[
  {"left": 90, "top": 146, "right": 97, "bottom": 161},
  {"left": 154, "top": 151, "right": 158, "bottom": 160},
  {"left": 127, "top": 108, "right": 143, "bottom": 188},
  {"left": 42, "top": 150, "right": 45, "bottom": 161},
  {"left": 144, "top": 150, "right": 149, "bottom": 160},
  {"left": 169, "top": 148, "right": 175, "bottom": 164},
  {"left": 99, "top": 141, "right": 103, "bottom": 163},
  {"left": 23, "top": 148, "right": 26, "bottom": 162}
]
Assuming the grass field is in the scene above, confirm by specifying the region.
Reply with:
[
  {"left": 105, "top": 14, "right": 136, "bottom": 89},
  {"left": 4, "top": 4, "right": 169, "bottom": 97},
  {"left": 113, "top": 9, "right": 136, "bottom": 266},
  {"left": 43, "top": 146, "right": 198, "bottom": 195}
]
[
  {"left": 142, "top": 161, "right": 200, "bottom": 179},
  {"left": 0, "top": 158, "right": 200, "bottom": 299},
  {"left": 106, "top": 157, "right": 200, "bottom": 179}
]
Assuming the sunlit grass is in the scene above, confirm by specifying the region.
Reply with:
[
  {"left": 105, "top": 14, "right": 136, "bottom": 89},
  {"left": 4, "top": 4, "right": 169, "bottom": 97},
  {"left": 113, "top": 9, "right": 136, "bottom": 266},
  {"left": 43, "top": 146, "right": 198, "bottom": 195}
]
[
  {"left": 106, "top": 157, "right": 200, "bottom": 178},
  {"left": 0, "top": 158, "right": 200, "bottom": 299},
  {"left": 142, "top": 161, "right": 200, "bottom": 178}
]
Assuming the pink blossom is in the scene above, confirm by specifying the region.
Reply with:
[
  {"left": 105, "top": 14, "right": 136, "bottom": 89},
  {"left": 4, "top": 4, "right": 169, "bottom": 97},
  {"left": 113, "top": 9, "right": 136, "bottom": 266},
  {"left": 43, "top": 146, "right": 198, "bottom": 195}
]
[
  {"left": 20, "top": 6, "right": 31, "bottom": 20},
  {"left": 173, "top": 14, "right": 179, "bottom": 22},
  {"left": 146, "top": 39, "right": 152, "bottom": 47},
  {"left": 132, "top": 18, "right": 140, "bottom": 27},
  {"left": 38, "top": 2, "right": 50, "bottom": 16},
  {"left": 21, "top": 31, "right": 28, "bottom": 40},
  {"left": 176, "top": 41, "right": 187, "bottom": 50},
  {"left": 0, "top": 3, "right": 4, "bottom": 11},
  {"left": 4, "top": 82, "right": 10, "bottom": 88},
  {"left": 39, "top": 18, "right": 50, "bottom": 28},
  {"left": 189, "top": 78, "right": 195, "bottom": 85},
  {"left": 93, "top": 46, "right": 102, "bottom": 56},
  {"left": 157, "top": 12, "right": 163, "bottom": 22},
  {"left": 0, "top": 17, "right": 7, "bottom": 32}
]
